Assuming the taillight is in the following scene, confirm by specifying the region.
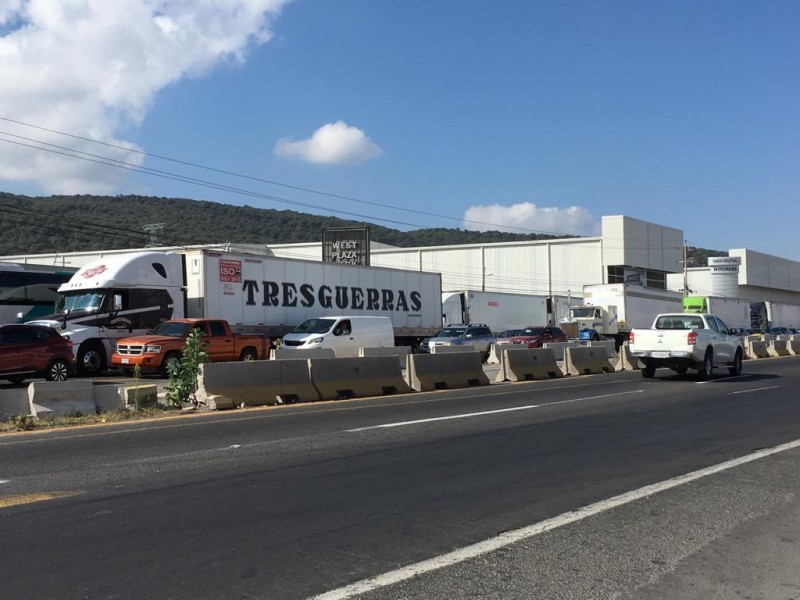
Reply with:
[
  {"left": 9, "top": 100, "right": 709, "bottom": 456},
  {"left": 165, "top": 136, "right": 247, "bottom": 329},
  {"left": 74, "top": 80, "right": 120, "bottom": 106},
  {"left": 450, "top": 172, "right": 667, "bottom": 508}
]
[
  {"left": 629, "top": 331, "right": 635, "bottom": 344},
  {"left": 687, "top": 331, "right": 697, "bottom": 345}
]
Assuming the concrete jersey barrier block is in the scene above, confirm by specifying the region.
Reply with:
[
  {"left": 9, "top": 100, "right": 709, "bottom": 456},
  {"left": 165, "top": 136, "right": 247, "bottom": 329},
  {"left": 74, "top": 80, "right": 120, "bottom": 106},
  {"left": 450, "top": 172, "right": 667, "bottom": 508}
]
[
  {"left": 542, "top": 341, "right": 573, "bottom": 363},
  {"left": 359, "top": 346, "right": 411, "bottom": 369},
  {"left": 788, "top": 339, "right": 800, "bottom": 356},
  {"left": 196, "top": 360, "right": 320, "bottom": 409},
  {"left": 498, "top": 347, "right": 563, "bottom": 382},
  {"left": 29, "top": 380, "right": 95, "bottom": 419},
  {"left": 614, "top": 342, "right": 642, "bottom": 372},
  {"left": 588, "top": 339, "right": 617, "bottom": 358},
  {"left": 406, "top": 353, "right": 490, "bottom": 392},
  {"left": 0, "top": 387, "right": 32, "bottom": 420},
  {"left": 747, "top": 340, "right": 769, "bottom": 359},
  {"left": 768, "top": 340, "right": 790, "bottom": 357},
  {"left": 309, "top": 356, "right": 411, "bottom": 401},
  {"left": 486, "top": 343, "right": 501, "bottom": 365},
  {"left": 272, "top": 348, "right": 336, "bottom": 360},
  {"left": 430, "top": 345, "right": 477, "bottom": 355},
  {"left": 564, "top": 346, "right": 614, "bottom": 376},
  {"left": 93, "top": 383, "right": 127, "bottom": 412}
]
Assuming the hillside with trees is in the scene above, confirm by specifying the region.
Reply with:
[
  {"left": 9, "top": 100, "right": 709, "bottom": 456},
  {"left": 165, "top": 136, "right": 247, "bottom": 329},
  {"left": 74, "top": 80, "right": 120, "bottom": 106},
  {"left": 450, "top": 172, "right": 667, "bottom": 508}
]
[{"left": 0, "top": 192, "right": 723, "bottom": 265}]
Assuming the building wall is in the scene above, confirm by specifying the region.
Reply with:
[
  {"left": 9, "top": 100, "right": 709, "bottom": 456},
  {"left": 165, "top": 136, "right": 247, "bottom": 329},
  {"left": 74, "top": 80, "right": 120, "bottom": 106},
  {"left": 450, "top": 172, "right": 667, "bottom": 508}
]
[{"left": 601, "top": 215, "right": 683, "bottom": 274}]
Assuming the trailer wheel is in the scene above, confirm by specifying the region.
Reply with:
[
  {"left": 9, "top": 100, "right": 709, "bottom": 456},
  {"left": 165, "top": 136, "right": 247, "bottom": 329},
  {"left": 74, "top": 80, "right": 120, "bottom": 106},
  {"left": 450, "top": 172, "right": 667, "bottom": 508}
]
[
  {"left": 77, "top": 342, "right": 105, "bottom": 376},
  {"left": 240, "top": 348, "right": 257, "bottom": 362}
]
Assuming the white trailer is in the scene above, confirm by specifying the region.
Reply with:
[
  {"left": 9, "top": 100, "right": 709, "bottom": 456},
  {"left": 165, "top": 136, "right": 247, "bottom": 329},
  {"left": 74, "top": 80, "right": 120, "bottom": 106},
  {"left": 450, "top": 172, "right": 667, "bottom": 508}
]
[
  {"left": 682, "top": 296, "right": 751, "bottom": 330},
  {"left": 764, "top": 301, "right": 800, "bottom": 329},
  {"left": 441, "top": 290, "right": 548, "bottom": 333},
  {"left": 561, "top": 283, "right": 684, "bottom": 345},
  {"left": 32, "top": 249, "right": 442, "bottom": 375}
]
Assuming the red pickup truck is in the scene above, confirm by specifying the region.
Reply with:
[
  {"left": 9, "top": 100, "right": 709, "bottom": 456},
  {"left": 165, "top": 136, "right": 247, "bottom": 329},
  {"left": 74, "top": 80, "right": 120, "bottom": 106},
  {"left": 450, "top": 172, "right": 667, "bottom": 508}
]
[{"left": 111, "top": 318, "right": 270, "bottom": 377}]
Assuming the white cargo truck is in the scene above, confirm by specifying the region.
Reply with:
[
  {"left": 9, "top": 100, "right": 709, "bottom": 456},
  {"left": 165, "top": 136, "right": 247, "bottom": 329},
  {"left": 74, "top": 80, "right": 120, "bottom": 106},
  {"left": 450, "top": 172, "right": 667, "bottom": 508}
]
[
  {"left": 761, "top": 301, "right": 800, "bottom": 330},
  {"left": 560, "top": 283, "right": 684, "bottom": 346},
  {"left": 682, "top": 296, "right": 751, "bottom": 330},
  {"left": 441, "top": 290, "right": 549, "bottom": 333},
  {"left": 31, "top": 249, "right": 442, "bottom": 375}
]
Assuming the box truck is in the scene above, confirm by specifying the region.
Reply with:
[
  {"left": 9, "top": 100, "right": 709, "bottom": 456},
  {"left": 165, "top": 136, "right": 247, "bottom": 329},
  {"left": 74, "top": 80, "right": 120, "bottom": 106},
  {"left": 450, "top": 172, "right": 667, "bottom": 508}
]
[
  {"left": 682, "top": 296, "right": 751, "bottom": 330},
  {"left": 31, "top": 249, "right": 442, "bottom": 375},
  {"left": 560, "top": 283, "right": 684, "bottom": 346},
  {"left": 441, "top": 290, "right": 549, "bottom": 333}
]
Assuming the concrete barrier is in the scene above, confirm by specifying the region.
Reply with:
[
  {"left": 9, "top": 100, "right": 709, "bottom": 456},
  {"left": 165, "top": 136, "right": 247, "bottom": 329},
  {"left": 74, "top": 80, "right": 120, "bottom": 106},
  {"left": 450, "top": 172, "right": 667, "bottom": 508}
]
[
  {"left": 564, "top": 346, "right": 614, "bottom": 376},
  {"left": 542, "top": 341, "right": 573, "bottom": 363},
  {"left": 614, "top": 342, "right": 642, "bottom": 372},
  {"left": 359, "top": 346, "right": 411, "bottom": 369},
  {"left": 117, "top": 384, "right": 159, "bottom": 410},
  {"left": 28, "top": 380, "right": 96, "bottom": 418},
  {"left": 497, "top": 347, "right": 563, "bottom": 382},
  {"left": 272, "top": 348, "right": 335, "bottom": 360},
  {"left": 310, "top": 356, "right": 411, "bottom": 400},
  {"left": 196, "top": 360, "right": 320, "bottom": 409},
  {"left": 0, "top": 387, "right": 31, "bottom": 420},
  {"left": 430, "top": 345, "right": 477, "bottom": 355},
  {"left": 747, "top": 340, "right": 769, "bottom": 359},
  {"left": 93, "top": 383, "right": 127, "bottom": 412},
  {"left": 406, "top": 353, "right": 490, "bottom": 392},
  {"left": 486, "top": 343, "right": 502, "bottom": 365},
  {"left": 589, "top": 339, "right": 617, "bottom": 359},
  {"left": 768, "top": 340, "right": 790, "bottom": 357},
  {"left": 788, "top": 338, "right": 800, "bottom": 355}
]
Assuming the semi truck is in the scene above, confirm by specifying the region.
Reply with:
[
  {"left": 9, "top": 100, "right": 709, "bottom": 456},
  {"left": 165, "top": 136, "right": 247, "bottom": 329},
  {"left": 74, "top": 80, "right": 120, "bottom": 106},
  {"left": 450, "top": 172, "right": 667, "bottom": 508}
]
[
  {"left": 441, "top": 290, "right": 549, "bottom": 333},
  {"left": 0, "top": 262, "right": 77, "bottom": 323},
  {"left": 30, "top": 249, "right": 442, "bottom": 375},
  {"left": 560, "top": 283, "right": 684, "bottom": 346},
  {"left": 682, "top": 296, "right": 751, "bottom": 330}
]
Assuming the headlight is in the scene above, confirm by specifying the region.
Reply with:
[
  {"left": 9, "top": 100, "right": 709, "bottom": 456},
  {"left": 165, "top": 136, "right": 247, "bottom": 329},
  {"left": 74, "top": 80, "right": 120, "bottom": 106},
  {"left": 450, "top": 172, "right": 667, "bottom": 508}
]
[
  {"left": 307, "top": 337, "right": 324, "bottom": 345},
  {"left": 145, "top": 344, "right": 162, "bottom": 353}
]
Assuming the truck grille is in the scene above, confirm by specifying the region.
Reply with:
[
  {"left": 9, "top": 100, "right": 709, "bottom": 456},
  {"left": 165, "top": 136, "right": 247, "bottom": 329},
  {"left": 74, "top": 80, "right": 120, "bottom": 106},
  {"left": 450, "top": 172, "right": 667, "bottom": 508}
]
[{"left": 116, "top": 344, "right": 144, "bottom": 356}]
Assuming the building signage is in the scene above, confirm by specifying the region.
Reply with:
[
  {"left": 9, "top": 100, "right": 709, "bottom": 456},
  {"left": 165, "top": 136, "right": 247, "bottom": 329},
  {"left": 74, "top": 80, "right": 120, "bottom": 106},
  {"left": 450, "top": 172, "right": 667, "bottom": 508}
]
[
  {"left": 322, "top": 227, "right": 370, "bottom": 266},
  {"left": 709, "top": 256, "right": 741, "bottom": 274}
]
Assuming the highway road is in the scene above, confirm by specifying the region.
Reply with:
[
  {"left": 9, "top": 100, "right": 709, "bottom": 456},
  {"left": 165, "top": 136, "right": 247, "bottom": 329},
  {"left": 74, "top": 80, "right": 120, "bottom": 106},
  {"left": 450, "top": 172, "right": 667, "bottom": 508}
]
[{"left": 1, "top": 357, "right": 799, "bottom": 599}]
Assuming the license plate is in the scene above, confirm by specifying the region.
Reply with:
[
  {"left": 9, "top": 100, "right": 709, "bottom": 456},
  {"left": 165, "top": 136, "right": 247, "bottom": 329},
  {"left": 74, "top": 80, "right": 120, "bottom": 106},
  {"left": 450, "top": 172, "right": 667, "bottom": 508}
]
[
  {"left": 650, "top": 351, "right": 670, "bottom": 358},
  {"left": 121, "top": 358, "right": 129, "bottom": 364}
]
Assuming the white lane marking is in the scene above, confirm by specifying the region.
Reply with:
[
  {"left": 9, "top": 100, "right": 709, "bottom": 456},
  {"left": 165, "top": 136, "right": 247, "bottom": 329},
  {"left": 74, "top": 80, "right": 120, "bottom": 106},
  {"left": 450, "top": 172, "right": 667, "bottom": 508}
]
[
  {"left": 730, "top": 386, "right": 782, "bottom": 395},
  {"left": 0, "top": 480, "right": 9, "bottom": 484},
  {"left": 347, "top": 390, "right": 645, "bottom": 432},
  {"left": 310, "top": 437, "right": 800, "bottom": 600}
]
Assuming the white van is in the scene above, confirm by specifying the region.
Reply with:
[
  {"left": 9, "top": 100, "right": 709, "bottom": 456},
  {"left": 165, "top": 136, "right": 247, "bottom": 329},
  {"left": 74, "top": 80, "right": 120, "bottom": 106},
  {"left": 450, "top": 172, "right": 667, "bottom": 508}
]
[{"left": 281, "top": 316, "right": 394, "bottom": 358}]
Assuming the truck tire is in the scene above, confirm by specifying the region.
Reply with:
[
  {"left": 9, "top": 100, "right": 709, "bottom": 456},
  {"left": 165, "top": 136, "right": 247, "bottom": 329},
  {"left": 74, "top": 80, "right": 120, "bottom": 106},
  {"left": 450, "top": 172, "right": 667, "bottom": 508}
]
[
  {"left": 77, "top": 342, "right": 105, "bottom": 377},
  {"left": 46, "top": 358, "right": 70, "bottom": 382},
  {"left": 697, "top": 350, "right": 713, "bottom": 381},
  {"left": 160, "top": 352, "right": 181, "bottom": 378},
  {"left": 641, "top": 363, "right": 656, "bottom": 378},
  {"left": 240, "top": 348, "right": 257, "bottom": 362},
  {"left": 728, "top": 349, "right": 743, "bottom": 376}
]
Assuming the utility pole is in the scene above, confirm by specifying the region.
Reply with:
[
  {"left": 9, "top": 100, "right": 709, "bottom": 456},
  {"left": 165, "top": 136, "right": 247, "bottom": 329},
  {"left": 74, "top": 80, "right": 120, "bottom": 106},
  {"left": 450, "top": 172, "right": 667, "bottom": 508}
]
[{"left": 142, "top": 223, "right": 165, "bottom": 248}]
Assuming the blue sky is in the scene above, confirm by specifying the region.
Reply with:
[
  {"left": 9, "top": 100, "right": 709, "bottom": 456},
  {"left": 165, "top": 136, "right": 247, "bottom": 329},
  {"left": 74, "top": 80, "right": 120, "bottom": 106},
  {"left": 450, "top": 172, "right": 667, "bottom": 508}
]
[{"left": 1, "top": 1, "right": 798, "bottom": 258}]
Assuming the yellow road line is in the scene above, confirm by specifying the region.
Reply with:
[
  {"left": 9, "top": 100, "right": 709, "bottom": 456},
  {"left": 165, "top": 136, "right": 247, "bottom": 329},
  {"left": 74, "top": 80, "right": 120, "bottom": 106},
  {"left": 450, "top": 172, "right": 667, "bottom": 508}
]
[{"left": 0, "top": 491, "right": 83, "bottom": 509}]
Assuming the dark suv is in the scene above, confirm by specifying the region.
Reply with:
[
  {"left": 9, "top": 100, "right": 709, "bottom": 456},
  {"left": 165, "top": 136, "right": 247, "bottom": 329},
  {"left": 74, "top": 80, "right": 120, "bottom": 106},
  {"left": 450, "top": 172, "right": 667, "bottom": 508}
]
[
  {"left": 419, "top": 324, "right": 496, "bottom": 360},
  {"left": 0, "top": 324, "right": 75, "bottom": 383}
]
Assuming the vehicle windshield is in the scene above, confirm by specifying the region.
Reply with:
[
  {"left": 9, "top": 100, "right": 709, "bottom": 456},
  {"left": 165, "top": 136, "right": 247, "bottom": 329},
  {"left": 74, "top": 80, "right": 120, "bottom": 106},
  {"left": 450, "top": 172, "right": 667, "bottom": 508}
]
[
  {"left": 55, "top": 292, "right": 105, "bottom": 313},
  {"left": 438, "top": 327, "right": 467, "bottom": 338},
  {"left": 570, "top": 307, "right": 597, "bottom": 318},
  {"left": 655, "top": 316, "right": 705, "bottom": 330},
  {"left": 293, "top": 318, "right": 336, "bottom": 334},
  {"left": 149, "top": 321, "right": 192, "bottom": 337},
  {"left": 520, "top": 327, "right": 545, "bottom": 335}
]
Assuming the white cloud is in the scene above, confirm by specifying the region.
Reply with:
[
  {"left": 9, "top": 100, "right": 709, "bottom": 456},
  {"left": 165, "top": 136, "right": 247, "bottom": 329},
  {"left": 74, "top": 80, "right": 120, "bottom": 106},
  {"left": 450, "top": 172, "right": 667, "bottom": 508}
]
[
  {"left": 275, "top": 121, "right": 382, "bottom": 166},
  {"left": 463, "top": 202, "right": 600, "bottom": 236},
  {"left": 0, "top": 0, "right": 290, "bottom": 193}
]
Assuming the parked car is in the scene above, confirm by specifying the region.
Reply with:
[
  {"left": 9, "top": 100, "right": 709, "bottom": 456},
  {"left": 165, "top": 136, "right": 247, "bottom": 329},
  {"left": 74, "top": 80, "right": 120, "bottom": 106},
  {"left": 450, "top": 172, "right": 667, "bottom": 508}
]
[
  {"left": 419, "top": 324, "right": 496, "bottom": 360},
  {"left": 0, "top": 323, "right": 76, "bottom": 383},
  {"left": 508, "top": 326, "right": 569, "bottom": 348},
  {"left": 767, "top": 326, "right": 792, "bottom": 336},
  {"left": 495, "top": 329, "right": 524, "bottom": 344}
]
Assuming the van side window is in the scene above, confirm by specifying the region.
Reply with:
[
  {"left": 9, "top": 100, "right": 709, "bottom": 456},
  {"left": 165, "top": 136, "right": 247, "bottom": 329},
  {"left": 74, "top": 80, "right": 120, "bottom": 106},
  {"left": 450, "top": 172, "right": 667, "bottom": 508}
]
[{"left": 334, "top": 320, "right": 352, "bottom": 336}]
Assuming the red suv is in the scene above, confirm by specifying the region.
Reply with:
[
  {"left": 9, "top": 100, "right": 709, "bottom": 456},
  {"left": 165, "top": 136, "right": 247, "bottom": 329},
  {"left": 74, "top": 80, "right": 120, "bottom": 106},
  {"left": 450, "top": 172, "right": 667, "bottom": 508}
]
[
  {"left": 508, "top": 326, "right": 569, "bottom": 348},
  {"left": 0, "top": 324, "right": 76, "bottom": 383}
]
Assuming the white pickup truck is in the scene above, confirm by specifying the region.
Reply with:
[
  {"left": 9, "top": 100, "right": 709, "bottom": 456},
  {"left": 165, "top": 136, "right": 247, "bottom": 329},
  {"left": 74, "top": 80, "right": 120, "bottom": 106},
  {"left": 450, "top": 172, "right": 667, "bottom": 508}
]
[{"left": 629, "top": 313, "right": 744, "bottom": 379}]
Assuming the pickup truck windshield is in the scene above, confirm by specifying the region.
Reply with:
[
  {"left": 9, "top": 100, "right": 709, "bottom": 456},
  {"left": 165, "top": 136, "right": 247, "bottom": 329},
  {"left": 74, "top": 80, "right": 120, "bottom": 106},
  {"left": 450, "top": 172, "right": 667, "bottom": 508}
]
[
  {"left": 655, "top": 316, "right": 705, "bottom": 330},
  {"left": 149, "top": 322, "right": 192, "bottom": 337}
]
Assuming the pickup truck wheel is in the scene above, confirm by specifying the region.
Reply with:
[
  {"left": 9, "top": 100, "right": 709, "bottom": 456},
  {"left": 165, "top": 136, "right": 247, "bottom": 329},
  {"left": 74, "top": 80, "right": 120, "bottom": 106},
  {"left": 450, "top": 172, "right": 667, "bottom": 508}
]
[
  {"left": 728, "top": 350, "right": 743, "bottom": 376},
  {"left": 46, "top": 358, "right": 70, "bottom": 381},
  {"left": 697, "top": 351, "right": 713, "bottom": 381},
  {"left": 77, "top": 343, "right": 105, "bottom": 377},
  {"left": 673, "top": 366, "right": 688, "bottom": 375},
  {"left": 160, "top": 352, "right": 182, "bottom": 378},
  {"left": 240, "top": 349, "right": 257, "bottom": 362},
  {"left": 641, "top": 364, "right": 656, "bottom": 378}
]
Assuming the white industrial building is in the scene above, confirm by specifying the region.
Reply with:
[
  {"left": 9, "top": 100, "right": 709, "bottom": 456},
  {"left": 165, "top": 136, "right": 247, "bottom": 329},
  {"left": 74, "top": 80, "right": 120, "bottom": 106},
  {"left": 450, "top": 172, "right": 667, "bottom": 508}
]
[{"left": 5, "top": 214, "right": 800, "bottom": 318}]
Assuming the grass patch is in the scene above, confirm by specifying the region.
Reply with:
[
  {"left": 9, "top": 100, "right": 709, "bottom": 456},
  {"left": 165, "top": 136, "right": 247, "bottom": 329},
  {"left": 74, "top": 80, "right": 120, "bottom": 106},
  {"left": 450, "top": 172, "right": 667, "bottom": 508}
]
[{"left": 0, "top": 406, "right": 181, "bottom": 433}]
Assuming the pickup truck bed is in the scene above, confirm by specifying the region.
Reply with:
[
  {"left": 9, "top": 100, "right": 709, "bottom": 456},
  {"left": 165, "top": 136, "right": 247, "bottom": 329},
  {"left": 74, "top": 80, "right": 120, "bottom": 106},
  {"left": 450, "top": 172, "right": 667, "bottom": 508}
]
[{"left": 629, "top": 313, "right": 744, "bottom": 379}]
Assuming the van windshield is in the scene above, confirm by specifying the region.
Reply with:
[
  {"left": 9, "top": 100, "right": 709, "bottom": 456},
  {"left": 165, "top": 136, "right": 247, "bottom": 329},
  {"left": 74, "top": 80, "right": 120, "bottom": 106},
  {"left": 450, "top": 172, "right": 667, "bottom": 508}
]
[{"left": 293, "top": 318, "right": 336, "bottom": 334}]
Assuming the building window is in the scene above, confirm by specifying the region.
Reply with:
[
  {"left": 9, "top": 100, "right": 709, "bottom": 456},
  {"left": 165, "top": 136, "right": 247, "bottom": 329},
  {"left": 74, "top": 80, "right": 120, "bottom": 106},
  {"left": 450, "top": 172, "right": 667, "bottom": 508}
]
[
  {"left": 608, "top": 265, "right": 624, "bottom": 284},
  {"left": 646, "top": 270, "right": 666, "bottom": 289}
]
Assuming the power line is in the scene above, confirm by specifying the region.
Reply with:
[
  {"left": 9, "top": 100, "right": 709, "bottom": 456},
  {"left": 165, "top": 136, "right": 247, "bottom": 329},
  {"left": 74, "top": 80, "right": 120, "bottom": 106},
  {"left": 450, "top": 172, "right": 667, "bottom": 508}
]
[{"left": 0, "top": 115, "right": 575, "bottom": 236}]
